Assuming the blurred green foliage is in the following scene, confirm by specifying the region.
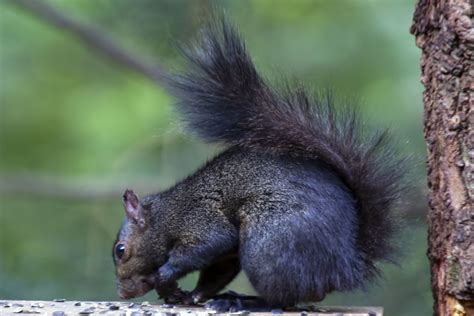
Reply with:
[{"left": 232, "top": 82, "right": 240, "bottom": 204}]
[{"left": 0, "top": 1, "right": 430, "bottom": 315}]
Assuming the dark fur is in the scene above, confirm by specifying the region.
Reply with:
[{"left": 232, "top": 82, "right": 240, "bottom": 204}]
[
  {"left": 168, "top": 21, "right": 403, "bottom": 276},
  {"left": 114, "top": 19, "right": 406, "bottom": 308}
]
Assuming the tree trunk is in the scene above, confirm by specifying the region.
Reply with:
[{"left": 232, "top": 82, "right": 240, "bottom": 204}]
[{"left": 410, "top": 0, "right": 473, "bottom": 315}]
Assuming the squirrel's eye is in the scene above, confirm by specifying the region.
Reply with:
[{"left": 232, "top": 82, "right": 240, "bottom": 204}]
[{"left": 115, "top": 243, "right": 126, "bottom": 259}]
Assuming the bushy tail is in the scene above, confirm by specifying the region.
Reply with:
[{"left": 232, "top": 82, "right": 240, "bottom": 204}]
[{"left": 166, "top": 19, "right": 406, "bottom": 279}]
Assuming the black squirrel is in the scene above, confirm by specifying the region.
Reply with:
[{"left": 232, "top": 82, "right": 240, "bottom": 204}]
[{"left": 112, "top": 19, "right": 406, "bottom": 311}]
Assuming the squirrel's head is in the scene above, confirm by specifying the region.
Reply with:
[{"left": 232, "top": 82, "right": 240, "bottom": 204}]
[{"left": 112, "top": 189, "right": 159, "bottom": 299}]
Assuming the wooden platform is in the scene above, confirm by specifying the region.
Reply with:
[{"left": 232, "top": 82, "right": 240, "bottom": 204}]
[{"left": 0, "top": 300, "right": 382, "bottom": 315}]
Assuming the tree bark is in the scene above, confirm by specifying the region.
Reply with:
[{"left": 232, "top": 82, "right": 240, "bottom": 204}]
[{"left": 410, "top": 0, "right": 473, "bottom": 315}]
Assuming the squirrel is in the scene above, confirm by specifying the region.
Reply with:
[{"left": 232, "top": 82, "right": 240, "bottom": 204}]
[{"left": 112, "top": 18, "right": 406, "bottom": 311}]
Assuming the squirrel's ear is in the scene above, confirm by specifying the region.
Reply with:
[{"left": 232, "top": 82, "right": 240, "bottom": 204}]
[{"left": 122, "top": 189, "right": 146, "bottom": 228}]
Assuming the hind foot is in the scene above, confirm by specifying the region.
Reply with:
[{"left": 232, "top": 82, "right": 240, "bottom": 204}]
[{"left": 205, "top": 291, "right": 271, "bottom": 312}]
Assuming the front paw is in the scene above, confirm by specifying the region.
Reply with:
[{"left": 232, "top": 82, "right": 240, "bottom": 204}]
[
  {"left": 157, "top": 263, "right": 175, "bottom": 284},
  {"left": 163, "top": 288, "right": 194, "bottom": 305},
  {"left": 155, "top": 264, "right": 177, "bottom": 298}
]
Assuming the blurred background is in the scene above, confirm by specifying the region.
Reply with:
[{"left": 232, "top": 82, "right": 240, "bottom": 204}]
[{"left": 0, "top": 0, "right": 430, "bottom": 315}]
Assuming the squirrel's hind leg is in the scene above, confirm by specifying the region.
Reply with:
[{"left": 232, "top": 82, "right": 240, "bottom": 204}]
[{"left": 238, "top": 205, "right": 331, "bottom": 307}]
